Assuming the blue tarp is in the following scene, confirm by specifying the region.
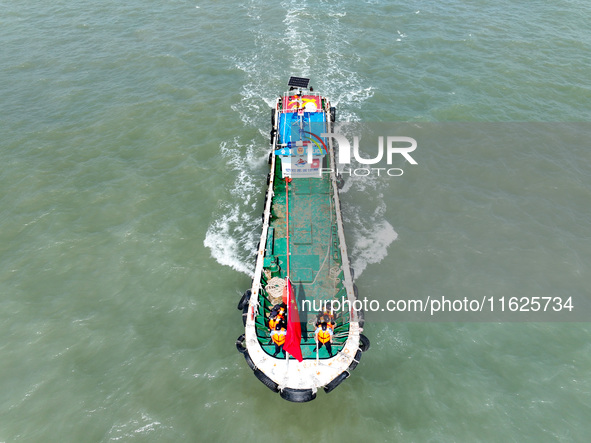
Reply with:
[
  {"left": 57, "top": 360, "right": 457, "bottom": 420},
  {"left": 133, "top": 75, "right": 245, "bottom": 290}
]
[
  {"left": 278, "top": 111, "right": 327, "bottom": 149},
  {"left": 276, "top": 111, "right": 327, "bottom": 178}
]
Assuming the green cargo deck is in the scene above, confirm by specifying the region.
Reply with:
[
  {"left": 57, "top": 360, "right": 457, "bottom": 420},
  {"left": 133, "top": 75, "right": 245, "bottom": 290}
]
[{"left": 255, "top": 157, "right": 350, "bottom": 359}]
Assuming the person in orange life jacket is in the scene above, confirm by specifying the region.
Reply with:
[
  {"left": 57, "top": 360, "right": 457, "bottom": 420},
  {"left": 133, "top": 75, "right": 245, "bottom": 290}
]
[
  {"left": 268, "top": 314, "right": 284, "bottom": 330},
  {"left": 314, "top": 321, "right": 335, "bottom": 357},
  {"left": 271, "top": 302, "right": 286, "bottom": 317},
  {"left": 267, "top": 303, "right": 286, "bottom": 322},
  {"left": 316, "top": 311, "right": 335, "bottom": 332},
  {"left": 267, "top": 303, "right": 286, "bottom": 329},
  {"left": 270, "top": 324, "right": 287, "bottom": 357},
  {"left": 316, "top": 307, "right": 335, "bottom": 325}
]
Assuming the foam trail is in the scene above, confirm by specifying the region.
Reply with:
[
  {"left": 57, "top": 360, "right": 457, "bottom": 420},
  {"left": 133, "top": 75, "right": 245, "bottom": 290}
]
[
  {"left": 205, "top": 0, "right": 396, "bottom": 279},
  {"left": 203, "top": 139, "right": 264, "bottom": 277},
  {"left": 203, "top": 205, "right": 256, "bottom": 276},
  {"left": 348, "top": 200, "right": 398, "bottom": 277}
]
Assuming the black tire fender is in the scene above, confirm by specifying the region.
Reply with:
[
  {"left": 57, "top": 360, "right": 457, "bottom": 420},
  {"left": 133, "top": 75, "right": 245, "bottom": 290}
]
[
  {"left": 358, "top": 307, "right": 365, "bottom": 329},
  {"left": 236, "top": 334, "right": 247, "bottom": 354},
  {"left": 280, "top": 388, "right": 316, "bottom": 402},
  {"left": 254, "top": 368, "right": 279, "bottom": 392},
  {"left": 347, "top": 349, "right": 363, "bottom": 372},
  {"left": 359, "top": 334, "right": 370, "bottom": 352},
  {"left": 244, "top": 350, "right": 256, "bottom": 371},
  {"left": 238, "top": 290, "right": 251, "bottom": 310},
  {"left": 323, "top": 371, "right": 350, "bottom": 394},
  {"left": 242, "top": 302, "right": 249, "bottom": 326}
]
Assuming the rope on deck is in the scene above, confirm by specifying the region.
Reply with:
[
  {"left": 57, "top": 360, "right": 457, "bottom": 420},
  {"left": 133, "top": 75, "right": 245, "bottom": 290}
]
[{"left": 265, "top": 277, "right": 286, "bottom": 305}]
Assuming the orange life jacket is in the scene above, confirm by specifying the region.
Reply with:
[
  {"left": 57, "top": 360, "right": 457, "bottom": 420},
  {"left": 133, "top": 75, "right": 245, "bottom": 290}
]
[
  {"left": 316, "top": 327, "right": 333, "bottom": 344},
  {"left": 271, "top": 328, "right": 286, "bottom": 346},
  {"left": 269, "top": 314, "right": 284, "bottom": 330}
]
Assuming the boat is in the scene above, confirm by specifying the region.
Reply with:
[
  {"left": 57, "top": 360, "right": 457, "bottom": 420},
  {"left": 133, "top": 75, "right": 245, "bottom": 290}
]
[{"left": 235, "top": 77, "right": 370, "bottom": 402}]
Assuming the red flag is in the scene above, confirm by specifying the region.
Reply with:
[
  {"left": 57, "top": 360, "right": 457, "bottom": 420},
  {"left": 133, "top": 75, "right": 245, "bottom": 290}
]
[{"left": 283, "top": 278, "right": 303, "bottom": 362}]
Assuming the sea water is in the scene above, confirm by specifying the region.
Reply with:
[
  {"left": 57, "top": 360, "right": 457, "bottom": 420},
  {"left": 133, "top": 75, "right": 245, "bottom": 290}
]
[{"left": 1, "top": 0, "right": 590, "bottom": 441}]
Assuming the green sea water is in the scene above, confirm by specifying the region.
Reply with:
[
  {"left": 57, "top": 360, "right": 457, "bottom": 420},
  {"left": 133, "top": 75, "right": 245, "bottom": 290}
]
[{"left": 1, "top": 0, "right": 590, "bottom": 441}]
